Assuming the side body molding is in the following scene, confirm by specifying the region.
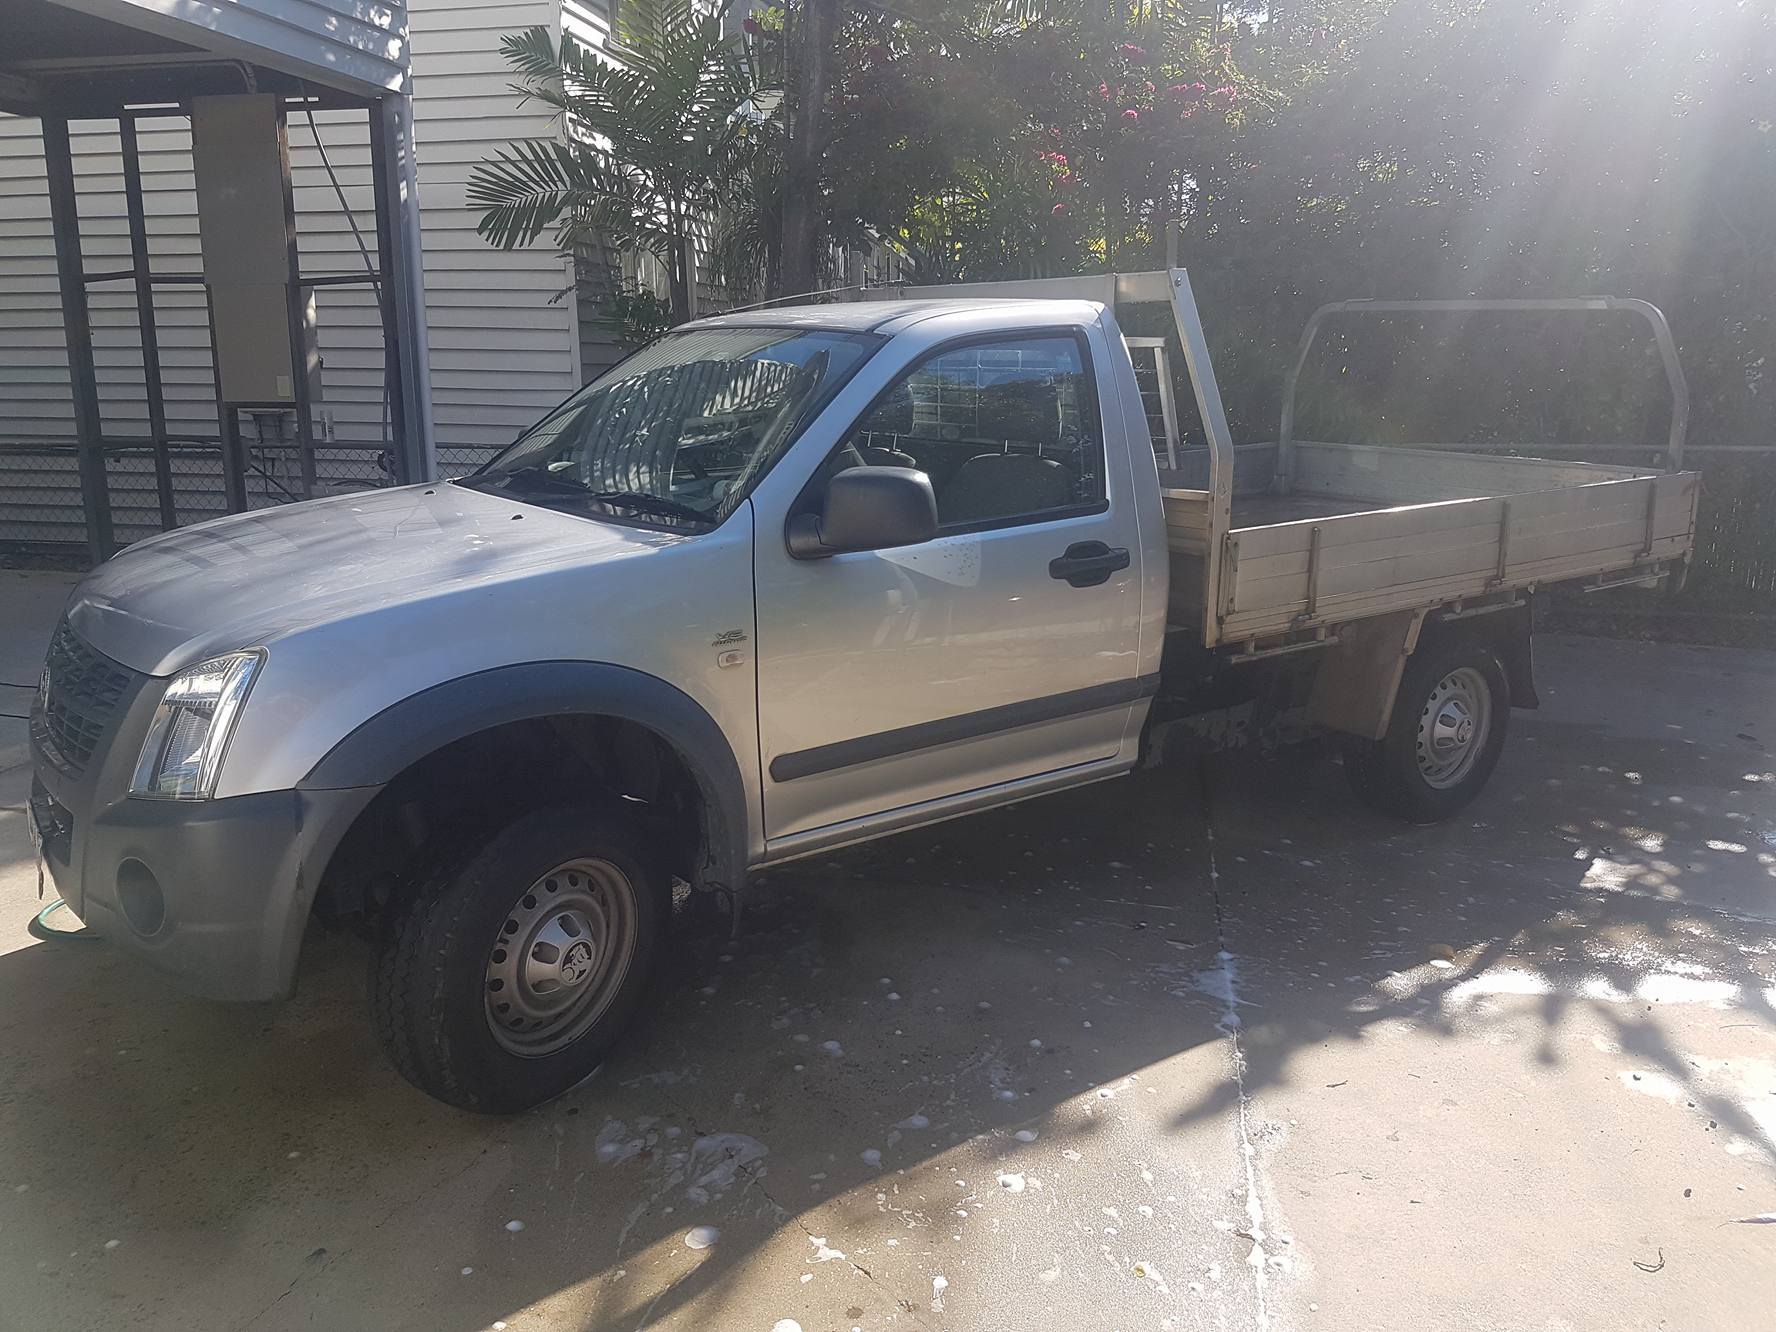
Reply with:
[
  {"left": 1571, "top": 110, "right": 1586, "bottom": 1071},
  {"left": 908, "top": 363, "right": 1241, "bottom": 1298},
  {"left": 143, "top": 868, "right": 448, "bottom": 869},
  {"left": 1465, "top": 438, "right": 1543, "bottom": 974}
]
[{"left": 298, "top": 661, "right": 751, "bottom": 889}]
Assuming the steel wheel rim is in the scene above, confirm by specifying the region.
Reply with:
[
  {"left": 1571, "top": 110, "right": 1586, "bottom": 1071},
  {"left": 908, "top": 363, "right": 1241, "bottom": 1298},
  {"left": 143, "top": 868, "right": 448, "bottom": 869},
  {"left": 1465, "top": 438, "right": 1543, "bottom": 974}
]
[
  {"left": 1415, "top": 666, "right": 1492, "bottom": 790},
  {"left": 483, "top": 857, "right": 638, "bottom": 1058}
]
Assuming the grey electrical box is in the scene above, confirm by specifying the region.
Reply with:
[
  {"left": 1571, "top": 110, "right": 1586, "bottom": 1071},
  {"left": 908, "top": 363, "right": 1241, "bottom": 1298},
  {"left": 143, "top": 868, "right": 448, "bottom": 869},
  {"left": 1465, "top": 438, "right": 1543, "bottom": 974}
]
[{"left": 191, "top": 94, "right": 319, "bottom": 405}]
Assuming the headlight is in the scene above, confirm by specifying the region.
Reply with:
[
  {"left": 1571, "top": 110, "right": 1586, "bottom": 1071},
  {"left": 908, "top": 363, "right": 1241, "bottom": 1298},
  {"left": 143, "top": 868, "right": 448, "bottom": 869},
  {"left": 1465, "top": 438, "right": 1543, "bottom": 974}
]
[{"left": 130, "top": 651, "right": 264, "bottom": 800}]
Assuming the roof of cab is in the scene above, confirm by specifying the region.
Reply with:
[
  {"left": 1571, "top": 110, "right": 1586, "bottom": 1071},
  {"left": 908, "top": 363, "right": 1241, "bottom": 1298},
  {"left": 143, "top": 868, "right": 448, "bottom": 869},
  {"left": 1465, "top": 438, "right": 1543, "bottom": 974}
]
[{"left": 681, "top": 297, "right": 1106, "bottom": 337}]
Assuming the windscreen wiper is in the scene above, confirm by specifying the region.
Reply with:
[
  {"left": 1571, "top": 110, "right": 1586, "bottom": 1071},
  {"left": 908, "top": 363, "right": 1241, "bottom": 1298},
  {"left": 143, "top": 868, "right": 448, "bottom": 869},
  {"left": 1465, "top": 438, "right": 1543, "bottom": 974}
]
[
  {"left": 584, "top": 491, "right": 714, "bottom": 525},
  {"left": 464, "top": 464, "right": 588, "bottom": 496},
  {"left": 463, "top": 470, "right": 712, "bottom": 525}
]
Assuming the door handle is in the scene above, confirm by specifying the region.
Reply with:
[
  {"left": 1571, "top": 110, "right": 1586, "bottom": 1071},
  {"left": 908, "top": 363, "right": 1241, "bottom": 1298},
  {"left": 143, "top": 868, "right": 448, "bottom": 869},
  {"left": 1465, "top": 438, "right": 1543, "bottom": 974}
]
[{"left": 1049, "top": 540, "right": 1131, "bottom": 588}]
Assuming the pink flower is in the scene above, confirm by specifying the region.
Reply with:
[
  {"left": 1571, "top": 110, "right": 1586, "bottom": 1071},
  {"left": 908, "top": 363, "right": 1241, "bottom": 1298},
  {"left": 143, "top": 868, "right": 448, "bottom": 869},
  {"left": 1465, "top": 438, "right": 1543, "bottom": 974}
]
[
  {"left": 1056, "top": 172, "right": 1075, "bottom": 188},
  {"left": 1122, "top": 108, "right": 1139, "bottom": 122},
  {"left": 1048, "top": 125, "right": 1063, "bottom": 140},
  {"left": 1213, "top": 85, "right": 1236, "bottom": 98},
  {"left": 1097, "top": 82, "right": 1113, "bottom": 101},
  {"left": 742, "top": 16, "right": 758, "bottom": 33},
  {"left": 1051, "top": 202, "right": 1068, "bottom": 216},
  {"left": 1118, "top": 44, "right": 1149, "bottom": 64}
]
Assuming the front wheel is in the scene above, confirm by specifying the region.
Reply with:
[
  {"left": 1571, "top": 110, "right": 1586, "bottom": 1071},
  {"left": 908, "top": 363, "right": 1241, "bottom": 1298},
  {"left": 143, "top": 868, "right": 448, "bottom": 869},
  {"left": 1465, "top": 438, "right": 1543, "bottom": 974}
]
[
  {"left": 368, "top": 804, "right": 665, "bottom": 1113},
  {"left": 1343, "top": 640, "right": 1510, "bottom": 824}
]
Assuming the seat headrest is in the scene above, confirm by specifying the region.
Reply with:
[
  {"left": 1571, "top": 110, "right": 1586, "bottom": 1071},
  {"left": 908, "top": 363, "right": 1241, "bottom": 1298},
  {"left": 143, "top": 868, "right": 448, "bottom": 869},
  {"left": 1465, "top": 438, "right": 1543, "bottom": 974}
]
[
  {"left": 975, "top": 379, "right": 1061, "bottom": 449},
  {"left": 938, "top": 451, "right": 1074, "bottom": 524},
  {"left": 859, "top": 381, "right": 916, "bottom": 436}
]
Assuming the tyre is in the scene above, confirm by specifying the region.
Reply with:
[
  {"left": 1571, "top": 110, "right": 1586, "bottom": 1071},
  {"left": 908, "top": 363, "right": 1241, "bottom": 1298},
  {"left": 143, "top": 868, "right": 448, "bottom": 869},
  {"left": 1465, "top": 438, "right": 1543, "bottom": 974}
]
[
  {"left": 1343, "top": 639, "right": 1510, "bottom": 824},
  {"left": 368, "top": 804, "right": 665, "bottom": 1113}
]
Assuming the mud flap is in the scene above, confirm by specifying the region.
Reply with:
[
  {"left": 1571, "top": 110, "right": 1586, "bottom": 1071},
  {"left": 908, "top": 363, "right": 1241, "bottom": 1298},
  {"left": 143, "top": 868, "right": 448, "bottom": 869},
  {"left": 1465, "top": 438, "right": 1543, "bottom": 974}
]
[{"left": 1307, "top": 610, "right": 1424, "bottom": 741}]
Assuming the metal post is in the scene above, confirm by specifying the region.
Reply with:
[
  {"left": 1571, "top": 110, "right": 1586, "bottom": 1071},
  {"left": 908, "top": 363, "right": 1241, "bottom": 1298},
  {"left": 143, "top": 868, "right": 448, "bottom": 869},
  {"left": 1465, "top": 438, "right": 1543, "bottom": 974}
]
[
  {"left": 217, "top": 396, "right": 248, "bottom": 512},
  {"left": 1163, "top": 269, "right": 1237, "bottom": 645},
  {"left": 374, "top": 94, "right": 436, "bottom": 484},
  {"left": 42, "top": 114, "right": 114, "bottom": 563},
  {"left": 1275, "top": 310, "right": 1322, "bottom": 496},
  {"left": 1615, "top": 299, "right": 1691, "bottom": 472},
  {"left": 120, "top": 115, "right": 176, "bottom": 530},
  {"left": 202, "top": 281, "right": 246, "bottom": 513},
  {"left": 367, "top": 105, "right": 403, "bottom": 475},
  {"left": 1152, "top": 343, "right": 1182, "bottom": 470},
  {"left": 1491, "top": 499, "right": 1512, "bottom": 587},
  {"left": 1301, "top": 525, "right": 1323, "bottom": 622},
  {"left": 275, "top": 105, "right": 318, "bottom": 499}
]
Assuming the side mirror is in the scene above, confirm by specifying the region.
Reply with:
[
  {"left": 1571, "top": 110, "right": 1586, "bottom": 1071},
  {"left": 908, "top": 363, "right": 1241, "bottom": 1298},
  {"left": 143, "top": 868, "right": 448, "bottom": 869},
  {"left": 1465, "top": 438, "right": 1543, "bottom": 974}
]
[{"left": 786, "top": 466, "right": 939, "bottom": 559}]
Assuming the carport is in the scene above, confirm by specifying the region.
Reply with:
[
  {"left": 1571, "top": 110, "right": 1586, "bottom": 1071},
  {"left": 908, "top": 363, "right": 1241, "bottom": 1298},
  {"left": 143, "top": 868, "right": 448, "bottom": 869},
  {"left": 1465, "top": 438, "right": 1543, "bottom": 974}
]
[{"left": 0, "top": 0, "right": 435, "bottom": 563}]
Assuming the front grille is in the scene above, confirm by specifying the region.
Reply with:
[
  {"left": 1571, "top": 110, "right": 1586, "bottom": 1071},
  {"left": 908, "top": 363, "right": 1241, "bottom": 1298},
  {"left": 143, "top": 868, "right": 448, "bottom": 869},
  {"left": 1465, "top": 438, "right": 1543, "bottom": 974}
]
[
  {"left": 29, "top": 777, "right": 73, "bottom": 862},
  {"left": 33, "top": 619, "right": 137, "bottom": 772}
]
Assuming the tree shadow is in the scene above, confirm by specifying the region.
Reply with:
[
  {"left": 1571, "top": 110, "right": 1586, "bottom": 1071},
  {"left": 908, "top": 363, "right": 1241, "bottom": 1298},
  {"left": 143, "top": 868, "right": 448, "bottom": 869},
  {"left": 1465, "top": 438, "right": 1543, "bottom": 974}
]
[
  {"left": 1181, "top": 721, "right": 1776, "bottom": 1169},
  {"left": 0, "top": 768, "right": 1250, "bottom": 1330},
  {"left": 0, "top": 696, "right": 1771, "bottom": 1329}
]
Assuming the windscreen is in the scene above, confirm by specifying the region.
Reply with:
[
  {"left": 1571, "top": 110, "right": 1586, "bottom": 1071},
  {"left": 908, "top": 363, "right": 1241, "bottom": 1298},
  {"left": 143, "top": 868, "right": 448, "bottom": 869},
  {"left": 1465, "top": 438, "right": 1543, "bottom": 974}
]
[{"left": 466, "top": 326, "right": 879, "bottom": 527}]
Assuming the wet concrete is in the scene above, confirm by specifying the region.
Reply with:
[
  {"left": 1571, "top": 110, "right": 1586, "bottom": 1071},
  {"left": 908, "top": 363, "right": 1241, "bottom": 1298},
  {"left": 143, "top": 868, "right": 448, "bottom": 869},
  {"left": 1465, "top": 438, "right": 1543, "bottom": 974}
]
[{"left": 1, "top": 570, "right": 1771, "bottom": 1330}]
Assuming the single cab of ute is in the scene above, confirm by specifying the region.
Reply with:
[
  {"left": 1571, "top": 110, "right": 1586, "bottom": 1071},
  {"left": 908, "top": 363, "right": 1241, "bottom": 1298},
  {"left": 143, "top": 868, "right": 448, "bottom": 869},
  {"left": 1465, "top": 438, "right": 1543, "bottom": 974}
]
[{"left": 29, "top": 271, "right": 1699, "bottom": 1110}]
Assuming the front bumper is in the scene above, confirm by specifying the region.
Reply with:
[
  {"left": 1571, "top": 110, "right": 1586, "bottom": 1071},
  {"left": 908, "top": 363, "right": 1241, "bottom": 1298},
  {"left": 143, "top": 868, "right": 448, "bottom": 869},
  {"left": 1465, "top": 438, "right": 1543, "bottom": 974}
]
[{"left": 29, "top": 662, "right": 378, "bottom": 1001}]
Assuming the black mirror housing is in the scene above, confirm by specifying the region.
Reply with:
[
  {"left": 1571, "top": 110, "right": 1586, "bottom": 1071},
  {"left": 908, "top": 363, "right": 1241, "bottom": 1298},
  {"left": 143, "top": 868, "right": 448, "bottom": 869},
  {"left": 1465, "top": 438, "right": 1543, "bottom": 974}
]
[{"left": 786, "top": 466, "right": 939, "bottom": 559}]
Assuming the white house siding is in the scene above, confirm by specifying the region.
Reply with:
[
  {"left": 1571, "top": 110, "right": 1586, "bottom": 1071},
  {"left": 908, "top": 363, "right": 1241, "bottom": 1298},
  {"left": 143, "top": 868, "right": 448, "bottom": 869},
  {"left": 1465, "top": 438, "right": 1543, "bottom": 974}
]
[
  {"left": 0, "top": 0, "right": 581, "bottom": 545},
  {"left": 560, "top": 0, "right": 628, "bottom": 382},
  {"left": 403, "top": 0, "right": 582, "bottom": 473},
  {"left": 561, "top": 0, "right": 753, "bottom": 381},
  {"left": 288, "top": 0, "right": 584, "bottom": 478}
]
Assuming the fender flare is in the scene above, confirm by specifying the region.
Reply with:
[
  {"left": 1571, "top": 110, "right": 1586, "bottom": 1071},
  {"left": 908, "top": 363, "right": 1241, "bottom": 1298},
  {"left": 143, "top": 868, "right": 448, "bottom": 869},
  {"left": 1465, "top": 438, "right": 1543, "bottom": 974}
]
[
  {"left": 1418, "top": 601, "right": 1540, "bottom": 712},
  {"left": 297, "top": 662, "right": 750, "bottom": 890}
]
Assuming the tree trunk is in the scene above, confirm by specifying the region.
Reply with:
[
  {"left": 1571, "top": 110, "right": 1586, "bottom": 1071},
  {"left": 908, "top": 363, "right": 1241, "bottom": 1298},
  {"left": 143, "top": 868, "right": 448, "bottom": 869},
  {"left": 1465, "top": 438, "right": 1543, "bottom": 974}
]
[
  {"left": 765, "top": 217, "right": 783, "bottom": 300},
  {"left": 779, "top": 0, "right": 838, "bottom": 299},
  {"left": 668, "top": 231, "right": 693, "bottom": 326}
]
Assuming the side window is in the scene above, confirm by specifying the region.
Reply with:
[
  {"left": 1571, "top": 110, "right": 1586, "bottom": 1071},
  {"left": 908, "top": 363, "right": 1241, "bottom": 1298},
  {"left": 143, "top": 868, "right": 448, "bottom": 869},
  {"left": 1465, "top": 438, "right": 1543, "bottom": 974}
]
[{"left": 839, "top": 335, "right": 1106, "bottom": 529}]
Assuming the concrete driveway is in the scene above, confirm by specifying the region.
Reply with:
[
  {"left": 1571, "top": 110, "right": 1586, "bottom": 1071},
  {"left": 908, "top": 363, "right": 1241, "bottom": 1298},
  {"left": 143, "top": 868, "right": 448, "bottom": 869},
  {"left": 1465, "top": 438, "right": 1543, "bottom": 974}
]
[{"left": 2, "top": 568, "right": 1772, "bottom": 1331}]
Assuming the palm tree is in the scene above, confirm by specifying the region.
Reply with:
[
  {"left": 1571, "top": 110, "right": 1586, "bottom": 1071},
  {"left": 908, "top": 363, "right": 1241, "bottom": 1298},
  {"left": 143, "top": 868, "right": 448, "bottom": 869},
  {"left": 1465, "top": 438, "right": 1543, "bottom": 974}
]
[{"left": 467, "top": 0, "right": 761, "bottom": 325}]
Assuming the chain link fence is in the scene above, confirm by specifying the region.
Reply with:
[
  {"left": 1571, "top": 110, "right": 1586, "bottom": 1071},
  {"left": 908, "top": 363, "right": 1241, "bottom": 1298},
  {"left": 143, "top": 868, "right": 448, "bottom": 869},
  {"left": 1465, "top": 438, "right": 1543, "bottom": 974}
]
[
  {"left": 0, "top": 433, "right": 408, "bottom": 555},
  {"left": 1684, "top": 452, "right": 1776, "bottom": 609}
]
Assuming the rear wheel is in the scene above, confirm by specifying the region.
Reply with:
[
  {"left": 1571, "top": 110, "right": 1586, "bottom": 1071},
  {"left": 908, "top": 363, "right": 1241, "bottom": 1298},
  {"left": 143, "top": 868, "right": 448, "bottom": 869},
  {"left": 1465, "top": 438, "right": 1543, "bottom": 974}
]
[
  {"left": 368, "top": 804, "right": 665, "bottom": 1113},
  {"left": 1344, "top": 640, "right": 1510, "bottom": 823}
]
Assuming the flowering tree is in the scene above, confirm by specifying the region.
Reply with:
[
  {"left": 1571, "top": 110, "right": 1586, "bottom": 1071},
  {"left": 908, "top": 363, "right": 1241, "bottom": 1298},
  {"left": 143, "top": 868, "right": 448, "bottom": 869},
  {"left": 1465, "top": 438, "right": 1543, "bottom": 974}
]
[
  {"left": 888, "top": 3, "right": 1266, "bottom": 281},
  {"left": 1003, "top": 14, "right": 1255, "bottom": 271}
]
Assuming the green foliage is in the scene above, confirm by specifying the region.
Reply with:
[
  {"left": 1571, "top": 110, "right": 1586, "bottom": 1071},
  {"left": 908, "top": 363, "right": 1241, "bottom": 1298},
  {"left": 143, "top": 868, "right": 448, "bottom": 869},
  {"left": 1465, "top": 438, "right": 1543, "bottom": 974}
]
[
  {"left": 841, "top": 2, "right": 1306, "bottom": 280},
  {"left": 592, "top": 283, "right": 675, "bottom": 348},
  {"left": 722, "top": 1, "right": 1038, "bottom": 290},
  {"left": 467, "top": 0, "right": 762, "bottom": 322},
  {"left": 1176, "top": 0, "right": 1774, "bottom": 458},
  {"left": 473, "top": 0, "right": 1775, "bottom": 600}
]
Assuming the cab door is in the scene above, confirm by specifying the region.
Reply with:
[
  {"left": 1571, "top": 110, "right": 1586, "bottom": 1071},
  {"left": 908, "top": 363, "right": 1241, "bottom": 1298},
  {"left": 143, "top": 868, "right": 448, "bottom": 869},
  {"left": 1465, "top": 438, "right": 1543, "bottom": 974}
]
[{"left": 751, "top": 323, "right": 1148, "bottom": 846}]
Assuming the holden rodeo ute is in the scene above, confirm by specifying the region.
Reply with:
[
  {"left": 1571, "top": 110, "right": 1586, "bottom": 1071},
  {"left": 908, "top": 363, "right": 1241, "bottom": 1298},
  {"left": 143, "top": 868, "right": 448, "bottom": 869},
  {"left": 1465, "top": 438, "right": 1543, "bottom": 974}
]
[{"left": 29, "top": 272, "right": 1698, "bottom": 1111}]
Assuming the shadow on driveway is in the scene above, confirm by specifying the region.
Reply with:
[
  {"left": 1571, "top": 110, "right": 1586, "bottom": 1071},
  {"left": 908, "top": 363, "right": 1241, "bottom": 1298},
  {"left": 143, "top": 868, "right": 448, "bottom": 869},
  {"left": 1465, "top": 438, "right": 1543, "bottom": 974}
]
[{"left": 2, "top": 645, "right": 1774, "bottom": 1329}]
